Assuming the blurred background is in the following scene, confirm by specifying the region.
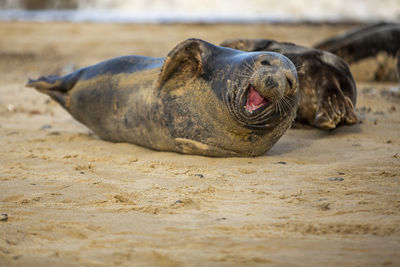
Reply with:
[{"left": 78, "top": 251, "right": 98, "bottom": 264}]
[{"left": 0, "top": 0, "right": 399, "bottom": 23}]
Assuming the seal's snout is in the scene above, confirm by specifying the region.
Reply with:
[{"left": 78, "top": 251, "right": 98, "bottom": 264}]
[
  {"left": 243, "top": 58, "right": 298, "bottom": 114},
  {"left": 231, "top": 52, "right": 299, "bottom": 129},
  {"left": 264, "top": 76, "right": 279, "bottom": 89},
  {"left": 250, "top": 66, "right": 288, "bottom": 101}
]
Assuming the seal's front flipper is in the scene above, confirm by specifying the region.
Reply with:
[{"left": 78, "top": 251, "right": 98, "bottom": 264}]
[
  {"left": 26, "top": 71, "right": 82, "bottom": 109},
  {"left": 313, "top": 84, "right": 357, "bottom": 130},
  {"left": 174, "top": 138, "right": 239, "bottom": 157}
]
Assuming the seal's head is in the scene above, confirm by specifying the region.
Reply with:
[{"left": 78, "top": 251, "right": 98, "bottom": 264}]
[
  {"left": 156, "top": 39, "right": 299, "bottom": 132},
  {"left": 156, "top": 38, "right": 300, "bottom": 156},
  {"left": 225, "top": 52, "right": 299, "bottom": 129}
]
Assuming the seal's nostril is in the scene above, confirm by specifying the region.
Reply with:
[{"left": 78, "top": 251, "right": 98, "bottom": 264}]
[
  {"left": 286, "top": 77, "right": 293, "bottom": 89},
  {"left": 261, "top": 60, "right": 271, "bottom": 66},
  {"left": 265, "top": 76, "right": 279, "bottom": 89}
]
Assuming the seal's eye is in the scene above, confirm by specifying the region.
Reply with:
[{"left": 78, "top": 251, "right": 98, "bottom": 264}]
[
  {"left": 261, "top": 60, "right": 271, "bottom": 66},
  {"left": 286, "top": 77, "right": 293, "bottom": 89}
]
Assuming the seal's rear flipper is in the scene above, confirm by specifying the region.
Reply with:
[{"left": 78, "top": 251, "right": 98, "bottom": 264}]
[
  {"left": 26, "top": 71, "right": 81, "bottom": 108},
  {"left": 175, "top": 138, "right": 240, "bottom": 157}
]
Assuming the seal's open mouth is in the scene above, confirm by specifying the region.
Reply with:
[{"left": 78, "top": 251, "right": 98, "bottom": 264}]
[{"left": 245, "top": 85, "right": 268, "bottom": 113}]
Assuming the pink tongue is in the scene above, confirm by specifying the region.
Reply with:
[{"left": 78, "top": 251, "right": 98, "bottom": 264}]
[{"left": 246, "top": 86, "right": 268, "bottom": 112}]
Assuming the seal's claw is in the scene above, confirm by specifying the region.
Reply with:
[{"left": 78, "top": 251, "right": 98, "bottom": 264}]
[
  {"left": 343, "top": 96, "right": 358, "bottom": 125},
  {"left": 314, "top": 92, "right": 357, "bottom": 130},
  {"left": 314, "top": 110, "right": 336, "bottom": 130},
  {"left": 309, "top": 52, "right": 357, "bottom": 130}
]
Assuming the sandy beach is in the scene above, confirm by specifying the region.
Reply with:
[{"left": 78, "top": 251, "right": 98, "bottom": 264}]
[{"left": 0, "top": 22, "right": 399, "bottom": 266}]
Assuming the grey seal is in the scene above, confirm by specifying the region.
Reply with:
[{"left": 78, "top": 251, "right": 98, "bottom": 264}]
[{"left": 27, "top": 38, "right": 299, "bottom": 157}]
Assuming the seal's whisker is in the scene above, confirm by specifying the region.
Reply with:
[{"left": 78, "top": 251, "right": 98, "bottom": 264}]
[
  {"left": 281, "top": 95, "right": 295, "bottom": 114},
  {"left": 277, "top": 99, "right": 285, "bottom": 115},
  {"left": 241, "top": 60, "right": 252, "bottom": 71},
  {"left": 236, "top": 73, "right": 253, "bottom": 78},
  {"left": 279, "top": 101, "right": 285, "bottom": 116},
  {"left": 275, "top": 99, "right": 283, "bottom": 116},
  {"left": 284, "top": 94, "right": 296, "bottom": 108},
  {"left": 251, "top": 57, "right": 257, "bottom": 70},
  {"left": 280, "top": 94, "right": 293, "bottom": 114},
  {"left": 242, "top": 60, "right": 256, "bottom": 73},
  {"left": 274, "top": 102, "right": 279, "bottom": 116},
  {"left": 282, "top": 98, "right": 290, "bottom": 114},
  {"left": 280, "top": 99, "right": 287, "bottom": 115},
  {"left": 279, "top": 97, "right": 289, "bottom": 115}
]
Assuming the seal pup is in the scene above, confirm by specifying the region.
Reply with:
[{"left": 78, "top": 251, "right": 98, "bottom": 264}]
[
  {"left": 314, "top": 23, "right": 400, "bottom": 81},
  {"left": 221, "top": 39, "right": 357, "bottom": 130},
  {"left": 27, "top": 38, "right": 299, "bottom": 157}
]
